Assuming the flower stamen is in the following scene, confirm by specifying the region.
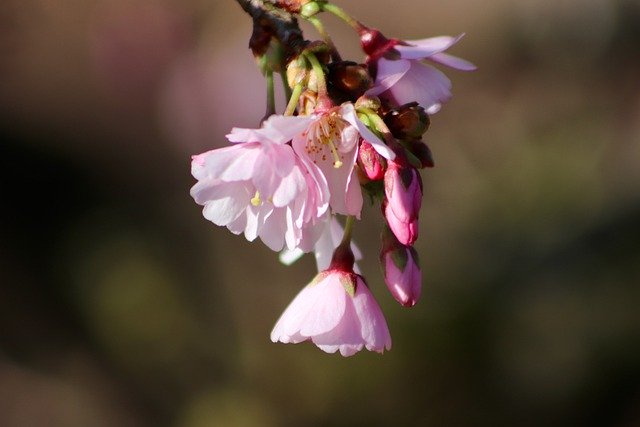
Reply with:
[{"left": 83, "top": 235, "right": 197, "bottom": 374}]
[
  {"left": 328, "top": 140, "right": 343, "bottom": 168},
  {"left": 251, "top": 190, "right": 262, "bottom": 206},
  {"left": 305, "top": 113, "right": 348, "bottom": 168}
]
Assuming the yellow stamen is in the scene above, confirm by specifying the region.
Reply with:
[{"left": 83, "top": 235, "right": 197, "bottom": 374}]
[
  {"left": 250, "top": 191, "right": 261, "bottom": 206},
  {"left": 328, "top": 141, "right": 343, "bottom": 168}
]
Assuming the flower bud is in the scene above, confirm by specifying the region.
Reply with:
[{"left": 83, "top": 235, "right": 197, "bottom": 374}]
[
  {"left": 383, "top": 161, "right": 422, "bottom": 245},
  {"left": 380, "top": 227, "right": 421, "bottom": 307},
  {"left": 300, "top": 1, "right": 321, "bottom": 17},
  {"left": 357, "top": 140, "right": 386, "bottom": 181},
  {"left": 384, "top": 102, "right": 430, "bottom": 140},
  {"left": 404, "top": 140, "right": 434, "bottom": 168},
  {"left": 286, "top": 56, "right": 309, "bottom": 88},
  {"left": 327, "top": 61, "right": 372, "bottom": 99}
]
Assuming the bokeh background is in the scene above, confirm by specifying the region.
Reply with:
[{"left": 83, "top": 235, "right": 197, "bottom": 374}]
[{"left": 1, "top": 0, "right": 639, "bottom": 425}]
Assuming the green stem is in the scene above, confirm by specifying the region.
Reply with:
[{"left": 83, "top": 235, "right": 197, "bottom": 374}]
[
  {"left": 304, "top": 51, "right": 328, "bottom": 97},
  {"left": 304, "top": 15, "right": 342, "bottom": 61},
  {"left": 279, "top": 71, "right": 292, "bottom": 105},
  {"left": 340, "top": 215, "right": 355, "bottom": 246},
  {"left": 321, "top": 2, "right": 362, "bottom": 32},
  {"left": 264, "top": 69, "right": 275, "bottom": 119},
  {"left": 359, "top": 107, "right": 401, "bottom": 149},
  {"left": 284, "top": 83, "right": 304, "bottom": 116}
]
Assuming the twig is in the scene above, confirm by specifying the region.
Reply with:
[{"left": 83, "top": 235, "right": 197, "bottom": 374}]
[{"left": 234, "top": 0, "right": 306, "bottom": 61}]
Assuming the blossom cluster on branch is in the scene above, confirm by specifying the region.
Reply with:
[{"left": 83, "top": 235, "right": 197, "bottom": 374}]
[{"left": 190, "top": 0, "right": 474, "bottom": 356}]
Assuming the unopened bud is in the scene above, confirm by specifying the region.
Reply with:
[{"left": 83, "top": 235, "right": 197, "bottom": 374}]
[
  {"left": 327, "top": 61, "right": 372, "bottom": 99},
  {"left": 380, "top": 226, "right": 421, "bottom": 307},
  {"left": 404, "top": 140, "right": 434, "bottom": 168},
  {"left": 358, "top": 141, "right": 386, "bottom": 181},
  {"left": 384, "top": 102, "right": 430, "bottom": 140},
  {"left": 286, "top": 56, "right": 309, "bottom": 88},
  {"left": 300, "top": 1, "right": 321, "bottom": 17},
  {"left": 383, "top": 161, "right": 422, "bottom": 245}
]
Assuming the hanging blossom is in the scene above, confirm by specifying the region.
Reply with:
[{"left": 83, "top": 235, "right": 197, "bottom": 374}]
[
  {"left": 271, "top": 243, "right": 391, "bottom": 356},
  {"left": 361, "top": 28, "right": 476, "bottom": 114},
  {"left": 190, "top": 115, "right": 330, "bottom": 252},
  {"left": 291, "top": 102, "right": 395, "bottom": 218},
  {"left": 189, "top": 0, "right": 475, "bottom": 356}
]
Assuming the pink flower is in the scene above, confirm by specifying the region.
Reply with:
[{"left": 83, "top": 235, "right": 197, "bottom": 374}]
[
  {"left": 292, "top": 103, "right": 394, "bottom": 218},
  {"left": 383, "top": 161, "right": 422, "bottom": 245},
  {"left": 270, "top": 269, "right": 391, "bottom": 357},
  {"left": 366, "top": 33, "right": 476, "bottom": 114},
  {"left": 380, "top": 227, "right": 421, "bottom": 307},
  {"left": 190, "top": 115, "right": 329, "bottom": 251}
]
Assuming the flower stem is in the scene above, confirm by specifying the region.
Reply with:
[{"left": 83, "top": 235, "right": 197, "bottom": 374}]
[
  {"left": 304, "top": 51, "right": 328, "bottom": 97},
  {"left": 264, "top": 68, "right": 276, "bottom": 120},
  {"left": 303, "top": 15, "right": 342, "bottom": 61},
  {"left": 284, "top": 82, "right": 304, "bottom": 116},
  {"left": 340, "top": 215, "right": 355, "bottom": 246},
  {"left": 280, "top": 71, "right": 292, "bottom": 104},
  {"left": 359, "top": 107, "right": 402, "bottom": 151},
  {"left": 321, "top": 2, "right": 362, "bottom": 32}
]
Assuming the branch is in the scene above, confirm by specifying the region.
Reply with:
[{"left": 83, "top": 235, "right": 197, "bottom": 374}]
[{"left": 234, "top": 0, "right": 306, "bottom": 61}]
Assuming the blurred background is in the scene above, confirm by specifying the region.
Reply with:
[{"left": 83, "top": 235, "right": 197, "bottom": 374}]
[{"left": 1, "top": 0, "right": 639, "bottom": 425}]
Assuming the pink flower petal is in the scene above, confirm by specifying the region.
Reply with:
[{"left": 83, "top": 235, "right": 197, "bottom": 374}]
[
  {"left": 259, "top": 207, "right": 286, "bottom": 251},
  {"left": 299, "top": 275, "right": 347, "bottom": 337},
  {"left": 368, "top": 58, "right": 411, "bottom": 95},
  {"left": 312, "top": 299, "right": 365, "bottom": 356},
  {"left": 429, "top": 52, "right": 477, "bottom": 71},
  {"left": 340, "top": 103, "right": 395, "bottom": 161},
  {"left": 227, "top": 115, "right": 315, "bottom": 145},
  {"left": 395, "top": 34, "right": 465, "bottom": 60},
  {"left": 271, "top": 280, "right": 325, "bottom": 342},
  {"left": 384, "top": 61, "right": 452, "bottom": 115},
  {"left": 194, "top": 180, "right": 251, "bottom": 225},
  {"left": 352, "top": 278, "right": 392, "bottom": 352}
]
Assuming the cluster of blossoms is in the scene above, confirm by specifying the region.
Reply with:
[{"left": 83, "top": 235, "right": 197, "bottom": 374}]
[{"left": 191, "top": 0, "right": 474, "bottom": 356}]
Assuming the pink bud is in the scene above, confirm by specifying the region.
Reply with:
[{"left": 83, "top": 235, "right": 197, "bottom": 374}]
[
  {"left": 358, "top": 141, "right": 386, "bottom": 180},
  {"left": 380, "top": 228, "right": 421, "bottom": 307},
  {"left": 383, "top": 161, "right": 422, "bottom": 245}
]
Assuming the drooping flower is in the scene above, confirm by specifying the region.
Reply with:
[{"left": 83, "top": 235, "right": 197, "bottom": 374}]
[
  {"left": 190, "top": 115, "right": 330, "bottom": 252},
  {"left": 292, "top": 102, "right": 395, "bottom": 218},
  {"left": 380, "top": 226, "right": 421, "bottom": 307},
  {"left": 383, "top": 160, "right": 422, "bottom": 245},
  {"left": 363, "top": 31, "right": 476, "bottom": 114},
  {"left": 271, "top": 244, "right": 391, "bottom": 356}
]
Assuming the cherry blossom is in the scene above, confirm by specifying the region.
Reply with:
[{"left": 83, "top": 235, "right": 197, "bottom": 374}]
[
  {"left": 190, "top": 115, "right": 329, "bottom": 251},
  {"left": 292, "top": 103, "right": 394, "bottom": 218},
  {"left": 271, "top": 267, "right": 391, "bottom": 356},
  {"left": 368, "top": 34, "right": 476, "bottom": 114}
]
